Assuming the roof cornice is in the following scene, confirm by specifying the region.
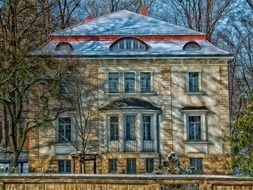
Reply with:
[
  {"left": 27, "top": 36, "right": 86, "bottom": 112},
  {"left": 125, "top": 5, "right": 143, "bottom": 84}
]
[
  {"left": 29, "top": 54, "right": 233, "bottom": 60},
  {"left": 48, "top": 34, "right": 206, "bottom": 41}
]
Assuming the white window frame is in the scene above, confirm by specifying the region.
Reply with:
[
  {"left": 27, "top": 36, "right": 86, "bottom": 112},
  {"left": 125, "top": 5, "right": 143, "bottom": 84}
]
[
  {"left": 106, "top": 71, "right": 153, "bottom": 94},
  {"left": 140, "top": 72, "right": 152, "bottom": 93},
  {"left": 145, "top": 158, "right": 154, "bottom": 173},
  {"left": 58, "top": 160, "right": 71, "bottom": 173},
  {"left": 189, "top": 157, "right": 203, "bottom": 174},
  {"left": 142, "top": 114, "right": 153, "bottom": 141},
  {"left": 56, "top": 116, "right": 75, "bottom": 143},
  {"left": 124, "top": 72, "right": 136, "bottom": 93},
  {"left": 124, "top": 114, "right": 137, "bottom": 141},
  {"left": 127, "top": 158, "right": 137, "bottom": 174},
  {"left": 0, "top": 162, "right": 29, "bottom": 173},
  {"left": 112, "top": 38, "right": 146, "bottom": 50},
  {"left": 183, "top": 110, "right": 208, "bottom": 142},
  {"left": 108, "top": 115, "right": 119, "bottom": 141},
  {"left": 107, "top": 72, "right": 120, "bottom": 93},
  {"left": 108, "top": 159, "right": 117, "bottom": 173},
  {"left": 186, "top": 70, "right": 202, "bottom": 94},
  {"left": 187, "top": 115, "right": 201, "bottom": 141}
]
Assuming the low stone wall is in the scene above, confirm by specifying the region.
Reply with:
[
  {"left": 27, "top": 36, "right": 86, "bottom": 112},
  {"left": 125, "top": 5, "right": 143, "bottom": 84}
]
[{"left": 0, "top": 174, "right": 253, "bottom": 190}]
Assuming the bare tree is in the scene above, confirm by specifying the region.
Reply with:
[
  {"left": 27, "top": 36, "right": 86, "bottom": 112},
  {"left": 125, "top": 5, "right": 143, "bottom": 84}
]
[
  {"left": 0, "top": 57, "right": 66, "bottom": 169},
  {"left": 52, "top": 0, "right": 82, "bottom": 29},
  {"left": 246, "top": 0, "right": 253, "bottom": 10},
  {"left": 167, "top": 0, "right": 232, "bottom": 42},
  {"left": 216, "top": 3, "right": 253, "bottom": 121},
  {"left": 0, "top": 0, "right": 65, "bottom": 169},
  {"left": 34, "top": 0, "right": 54, "bottom": 37},
  {"left": 57, "top": 63, "right": 100, "bottom": 173},
  {"left": 82, "top": 0, "right": 156, "bottom": 17}
]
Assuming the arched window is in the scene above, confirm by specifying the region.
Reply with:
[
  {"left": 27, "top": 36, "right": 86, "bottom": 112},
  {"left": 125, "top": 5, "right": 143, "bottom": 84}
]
[
  {"left": 110, "top": 37, "right": 148, "bottom": 51},
  {"left": 183, "top": 41, "right": 201, "bottom": 51},
  {"left": 55, "top": 42, "right": 73, "bottom": 51}
]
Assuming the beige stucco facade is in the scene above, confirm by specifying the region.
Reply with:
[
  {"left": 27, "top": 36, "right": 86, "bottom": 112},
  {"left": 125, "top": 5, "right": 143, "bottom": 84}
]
[{"left": 27, "top": 57, "right": 231, "bottom": 174}]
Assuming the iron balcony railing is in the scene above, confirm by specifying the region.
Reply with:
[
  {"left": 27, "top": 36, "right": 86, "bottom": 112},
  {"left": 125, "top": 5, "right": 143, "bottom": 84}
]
[
  {"left": 108, "top": 140, "right": 121, "bottom": 152},
  {"left": 108, "top": 139, "right": 155, "bottom": 152},
  {"left": 124, "top": 140, "right": 137, "bottom": 152},
  {"left": 143, "top": 140, "right": 154, "bottom": 152}
]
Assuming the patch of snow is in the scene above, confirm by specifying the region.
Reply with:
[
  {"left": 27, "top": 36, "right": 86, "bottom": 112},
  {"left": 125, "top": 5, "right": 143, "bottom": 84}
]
[
  {"left": 32, "top": 40, "right": 231, "bottom": 57},
  {"left": 50, "top": 10, "right": 204, "bottom": 36}
]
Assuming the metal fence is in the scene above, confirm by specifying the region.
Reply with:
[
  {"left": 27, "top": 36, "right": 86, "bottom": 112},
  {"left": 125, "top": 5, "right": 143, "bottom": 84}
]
[{"left": 124, "top": 140, "right": 137, "bottom": 152}]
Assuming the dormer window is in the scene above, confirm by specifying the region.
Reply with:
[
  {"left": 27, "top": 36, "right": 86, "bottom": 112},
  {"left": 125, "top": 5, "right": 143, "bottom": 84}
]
[
  {"left": 183, "top": 41, "right": 201, "bottom": 51},
  {"left": 110, "top": 37, "right": 148, "bottom": 51},
  {"left": 55, "top": 42, "right": 73, "bottom": 51}
]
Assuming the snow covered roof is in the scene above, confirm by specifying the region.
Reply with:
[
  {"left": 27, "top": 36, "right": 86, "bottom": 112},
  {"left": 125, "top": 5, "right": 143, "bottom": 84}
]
[
  {"left": 32, "top": 10, "right": 232, "bottom": 58},
  {"left": 32, "top": 40, "right": 232, "bottom": 57},
  {"left": 50, "top": 10, "right": 204, "bottom": 36}
]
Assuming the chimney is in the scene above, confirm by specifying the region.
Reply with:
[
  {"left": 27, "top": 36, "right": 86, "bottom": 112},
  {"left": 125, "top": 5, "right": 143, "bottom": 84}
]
[
  {"left": 84, "top": 16, "right": 93, "bottom": 22},
  {"left": 139, "top": 5, "right": 148, "bottom": 16}
]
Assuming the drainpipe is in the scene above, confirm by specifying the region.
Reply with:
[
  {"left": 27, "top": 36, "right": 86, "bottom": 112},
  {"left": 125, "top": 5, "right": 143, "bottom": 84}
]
[{"left": 156, "top": 113, "right": 161, "bottom": 166}]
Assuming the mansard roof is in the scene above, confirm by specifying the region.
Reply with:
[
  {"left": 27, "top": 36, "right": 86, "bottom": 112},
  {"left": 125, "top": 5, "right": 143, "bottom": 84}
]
[
  {"left": 33, "top": 40, "right": 231, "bottom": 57},
  {"left": 32, "top": 10, "right": 232, "bottom": 58}
]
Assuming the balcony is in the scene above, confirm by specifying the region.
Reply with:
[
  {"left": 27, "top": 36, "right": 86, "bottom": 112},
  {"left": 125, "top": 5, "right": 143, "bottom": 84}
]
[
  {"left": 107, "top": 140, "right": 155, "bottom": 152},
  {"left": 143, "top": 140, "right": 154, "bottom": 152},
  {"left": 124, "top": 140, "right": 137, "bottom": 152},
  {"left": 108, "top": 140, "right": 120, "bottom": 152}
]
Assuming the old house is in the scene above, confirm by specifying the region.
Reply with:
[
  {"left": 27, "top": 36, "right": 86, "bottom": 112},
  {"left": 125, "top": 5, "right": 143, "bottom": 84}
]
[{"left": 27, "top": 9, "right": 232, "bottom": 174}]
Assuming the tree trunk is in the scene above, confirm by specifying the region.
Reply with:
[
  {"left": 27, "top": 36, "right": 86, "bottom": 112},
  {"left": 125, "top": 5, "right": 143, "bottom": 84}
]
[
  {"left": 10, "top": 151, "right": 20, "bottom": 171},
  {"left": 0, "top": 106, "right": 4, "bottom": 145},
  {"left": 206, "top": 0, "right": 212, "bottom": 41},
  {"left": 83, "top": 160, "right": 86, "bottom": 174}
]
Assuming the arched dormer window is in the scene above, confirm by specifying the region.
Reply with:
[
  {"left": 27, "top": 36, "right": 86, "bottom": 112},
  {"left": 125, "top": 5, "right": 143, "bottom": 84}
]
[
  {"left": 110, "top": 37, "right": 148, "bottom": 51},
  {"left": 183, "top": 41, "right": 201, "bottom": 51},
  {"left": 55, "top": 42, "right": 73, "bottom": 51}
]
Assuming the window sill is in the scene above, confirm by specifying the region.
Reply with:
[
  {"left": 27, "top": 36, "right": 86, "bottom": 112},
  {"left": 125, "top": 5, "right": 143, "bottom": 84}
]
[
  {"left": 184, "top": 140, "right": 211, "bottom": 144},
  {"left": 107, "top": 92, "right": 120, "bottom": 95},
  {"left": 185, "top": 91, "right": 204, "bottom": 95},
  {"left": 55, "top": 142, "right": 74, "bottom": 146},
  {"left": 140, "top": 92, "right": 157, "bottom": 96},
  {"left": 106, "top": 92, "right": 157, "bottom": 96}
]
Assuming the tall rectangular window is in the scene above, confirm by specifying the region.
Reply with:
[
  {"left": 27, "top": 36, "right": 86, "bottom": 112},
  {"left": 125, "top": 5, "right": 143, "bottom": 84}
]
[
  {"left": 0, "top": 162, "right": 29, "bottom": 173},
  {"left": 188, "top": 72, "right": 199, "bottom": 92},
  {"left": 140, "top": 72, "right": 151, "bottom": 93},
  {"left": 108, "top": 72, "right": 119, "bottom": 93},
  {"left": 21, "top": 163, "right": 29, "bottom": 173},
  {"left": 143, "top": 115, "right": 151, "bottom": 140},
  {"left": 127, "top": 158, "right": 136, "bottom": 174},
  {"left": 58, "top": 160, "right": 71, "bottom": 173},
  {"left": 125, "top": 115, "right": 136, "bottom": 140},
  {"left": 124, "top": 72, "right": 135, "bottom": 93},
  {"left": 110, "top": 116, "right": 119, "bottom": 141},
  {"left": 188, "top": 116, "right": 201, "bottom": 141},
  {"left": 146, "top": 158, "right": 154, "bottom": 173},
  {"left": 58, "top": 117, "right": 71, "bottom": 143},
  {"left": 0, "top": 163, "right": 9, "bottom": 173},
  {"left": 190, "top": 158, "right": 203, "bottom": 174},
  {"left": 108, "top": 159, "right": 117, "bottom": 173}
]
